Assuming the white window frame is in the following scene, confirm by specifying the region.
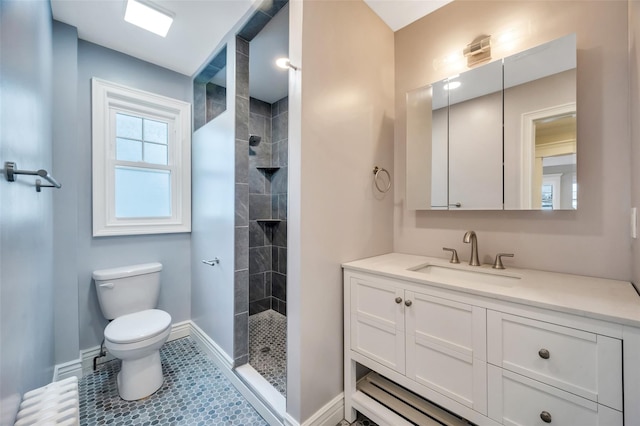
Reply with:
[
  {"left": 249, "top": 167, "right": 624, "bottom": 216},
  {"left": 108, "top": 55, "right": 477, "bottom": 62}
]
[{"left": 92, "top": 78, "right": 191, "bottom": 236}]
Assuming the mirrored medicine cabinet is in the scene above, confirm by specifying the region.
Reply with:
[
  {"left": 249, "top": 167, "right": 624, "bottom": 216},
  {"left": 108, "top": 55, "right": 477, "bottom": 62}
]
[{"left": 407, "top": 34, "right": 577, "bottom": 211}]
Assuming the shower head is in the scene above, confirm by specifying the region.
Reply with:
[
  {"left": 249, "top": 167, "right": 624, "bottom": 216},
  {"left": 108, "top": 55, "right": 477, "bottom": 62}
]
[{"left": 249, "top": 134, "right": 262, "bottom": 146}]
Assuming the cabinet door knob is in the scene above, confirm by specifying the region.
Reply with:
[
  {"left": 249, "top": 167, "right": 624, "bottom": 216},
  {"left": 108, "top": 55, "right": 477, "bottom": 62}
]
[
  {"left": 395, "top": 297, "right": 402, "bottom": 304},
  {"left": 538, "top": 348, "right": 550, "bottom": 359},
  {"left": 540, "top": 411, "right": 552, "bottom": 423},
  {"left": 405, "top": 300, "right": 412, "bottom": 307}
]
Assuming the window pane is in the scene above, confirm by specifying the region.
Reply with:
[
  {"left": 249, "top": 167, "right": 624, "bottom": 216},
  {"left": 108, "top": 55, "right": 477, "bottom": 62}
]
[
  {"left": 115, "top": 167, "right": 171, "bottom": 218},
  {"left": 144, "top": 143, "right": 168, "bottom": 165},
  {"left": 116, "top": 138, "right": 142, "bottom": 162},
  {"left": 116, "top": 113, "right": 142, "bottom": 139},
  {"left": 144, "top": 119, "right": 168, "bottom": 144}
]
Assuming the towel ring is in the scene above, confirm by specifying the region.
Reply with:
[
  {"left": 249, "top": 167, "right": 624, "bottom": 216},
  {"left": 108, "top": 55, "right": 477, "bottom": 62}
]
[{"left": 373, "top": 166, "right": 391, "bottom": 193}]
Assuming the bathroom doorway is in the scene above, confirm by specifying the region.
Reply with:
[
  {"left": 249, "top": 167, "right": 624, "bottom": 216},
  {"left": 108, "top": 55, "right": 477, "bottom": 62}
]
[{"left": 235, "top": 1, "right": 289, "bottom": 400}]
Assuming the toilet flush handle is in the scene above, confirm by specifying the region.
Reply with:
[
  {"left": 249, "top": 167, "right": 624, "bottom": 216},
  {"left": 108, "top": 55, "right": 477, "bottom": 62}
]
[{"left": 99, "top": 282, "right": 114, "bottom": 289}]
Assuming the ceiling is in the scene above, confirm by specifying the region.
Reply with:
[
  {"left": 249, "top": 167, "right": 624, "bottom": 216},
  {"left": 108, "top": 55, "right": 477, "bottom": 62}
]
[
  {"left": 51, "top": 0, "right": 452, "bottom": 92},
  {"left": 363, "top": 0, "right": 454, "bottom": 32},
  {"left": 51, "top": 0, "right": 254, "bottom": 76}
]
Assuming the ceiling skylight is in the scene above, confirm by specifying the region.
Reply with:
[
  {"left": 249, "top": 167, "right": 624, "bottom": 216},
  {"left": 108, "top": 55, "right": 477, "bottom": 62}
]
[{"left": 124, "top": 0, "right": 173, "bottom": 37}]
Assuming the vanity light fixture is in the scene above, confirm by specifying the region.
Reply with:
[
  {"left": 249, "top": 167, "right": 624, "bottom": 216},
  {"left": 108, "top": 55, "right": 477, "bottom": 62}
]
[
  {"left": 275, "top": 57, "right": 299, "bottom": 71},
  {"left": 463, "top": 35, "right": 491, "bottom": 67},
  {"left": 124, "top": 0, "right": 174, "bottom": 37}
]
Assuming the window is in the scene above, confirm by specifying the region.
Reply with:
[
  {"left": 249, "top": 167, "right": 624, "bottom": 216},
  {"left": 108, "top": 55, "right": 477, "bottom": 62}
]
[{"left": 92, "top": 78, "right": 191, "bottom": 236}]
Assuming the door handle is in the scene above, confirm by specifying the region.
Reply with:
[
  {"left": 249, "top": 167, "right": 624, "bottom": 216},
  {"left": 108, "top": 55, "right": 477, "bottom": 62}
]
[{"left": 202, "top": 258, "right": 220, "bottom": 266}]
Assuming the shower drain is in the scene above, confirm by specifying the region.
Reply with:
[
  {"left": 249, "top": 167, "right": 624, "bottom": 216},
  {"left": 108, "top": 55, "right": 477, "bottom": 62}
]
[{"left": 260, "top": 346, "right": 271, "bottom": 353}]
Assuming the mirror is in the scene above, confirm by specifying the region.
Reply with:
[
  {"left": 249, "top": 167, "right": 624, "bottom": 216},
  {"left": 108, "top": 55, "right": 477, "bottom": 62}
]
[
  {"left": 504, "top": 34, "right": 577, "bottom": 210},
  {"left": 406, "top": 34, "right": 577, "bottom": 210}
]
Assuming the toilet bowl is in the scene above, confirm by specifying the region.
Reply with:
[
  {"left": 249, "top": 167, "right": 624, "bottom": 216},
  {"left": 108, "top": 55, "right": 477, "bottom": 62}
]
[{"left": 104, "top": 309, "right": 172, "bottom": 401}]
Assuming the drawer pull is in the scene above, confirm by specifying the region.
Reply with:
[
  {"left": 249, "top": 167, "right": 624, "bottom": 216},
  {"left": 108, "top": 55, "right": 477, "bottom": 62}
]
[
  {"left": 395, "top": 297, "right": 402, "bottom": 304},
  {"left": 405, "top": 300, "right": 412, "bottom": 307},
  {"left": 540, "top": 411, "right": 552, "bottom": 423},
  {"left": 538, "top": 348, "right": 550, "bottom": 359}
]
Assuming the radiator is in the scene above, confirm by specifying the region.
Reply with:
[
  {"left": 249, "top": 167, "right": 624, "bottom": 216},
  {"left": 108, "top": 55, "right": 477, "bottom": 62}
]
[{"left": 14, "top": 377, "right": 80, "bottom": 426}]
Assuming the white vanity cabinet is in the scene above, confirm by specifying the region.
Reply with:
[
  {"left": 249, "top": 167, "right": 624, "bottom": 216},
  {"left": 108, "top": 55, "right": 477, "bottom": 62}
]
[
  {"left": 343, "top": 254, "right": 639, "bottom": 426},
  {"left": 347, "top": 272, "right": 490, "bottom": 424}
]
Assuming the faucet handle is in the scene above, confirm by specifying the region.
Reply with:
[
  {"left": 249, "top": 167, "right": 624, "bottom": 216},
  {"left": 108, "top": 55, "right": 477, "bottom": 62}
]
[
  {"left": 493, "top": 253, "right": 514, "bottom": 270},
  {"left": 443, "top": 248, "right": 460, "bottom": 264}
]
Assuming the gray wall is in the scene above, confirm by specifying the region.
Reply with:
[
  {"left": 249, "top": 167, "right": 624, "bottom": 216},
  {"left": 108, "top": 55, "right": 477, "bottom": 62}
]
[
  {"left": 52, "top": 36, "right": 194, "bottom": 356},
  {"left": 52, "top": 20, "right": 80, "bottom": 366},
  {"left": 0, "top": 1, "right": 55, "bottom": 423}
]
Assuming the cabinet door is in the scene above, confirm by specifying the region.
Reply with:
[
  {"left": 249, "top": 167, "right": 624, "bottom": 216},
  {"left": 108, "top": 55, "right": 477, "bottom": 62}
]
[
  {"left": 488, "top": 365, "right": 622, "bottom": 426},
  {"left": 405, "top": 291, "right": 487, "bottom": 414},
  {"left": 350, "top": 277, "right": 405, "bottom": 374}
]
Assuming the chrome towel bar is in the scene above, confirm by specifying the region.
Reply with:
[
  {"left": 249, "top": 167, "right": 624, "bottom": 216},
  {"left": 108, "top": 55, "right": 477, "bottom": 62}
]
[{"left": 4, "top": 161, "right": 62, "bottom": 192}]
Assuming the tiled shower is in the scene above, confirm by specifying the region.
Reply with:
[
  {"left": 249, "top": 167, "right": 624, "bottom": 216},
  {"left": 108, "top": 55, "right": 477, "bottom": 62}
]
[{"left": 248, "top": 96, "right": 288, "bottom": 316}]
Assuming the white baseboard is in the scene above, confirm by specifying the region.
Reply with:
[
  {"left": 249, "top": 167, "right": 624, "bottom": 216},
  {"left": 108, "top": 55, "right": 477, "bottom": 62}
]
[
  {"left": 53, "top": 320, "right": 346, "bottom": 426},
  {"left": 283, "top": 393, "right": 345, "bottom": 426},
  {"left": 53, "top": 320, "right": 192, "bottom": 382},
  {"left": 188, "top": 320, "right": 233, "bottom": 370}
]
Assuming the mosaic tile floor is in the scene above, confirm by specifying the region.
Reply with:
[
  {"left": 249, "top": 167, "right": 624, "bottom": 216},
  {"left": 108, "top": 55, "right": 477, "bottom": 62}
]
[
  {"left": 248, "top": 309, "right": 287, "bottom": 396},
  {"left": 78, "top": 337, "right": 267, "bottom": 426}
]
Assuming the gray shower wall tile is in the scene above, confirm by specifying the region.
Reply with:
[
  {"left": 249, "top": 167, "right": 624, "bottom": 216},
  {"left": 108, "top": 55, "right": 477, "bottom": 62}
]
[
  {"left": 275, "top": 139, "right": 288, "bottom": 167},
  {"left": 249, "top": 298, "right": 271, "bottom": 315},
  {"left": 273, "top": 221, "right": 287, "bottom": 247},
  {"left": 235, "top": 53, "right": 249, "bottom": 100},
  {"left": 248, "top": 137, "right": 272, "bottom": 167},
  {"left": 249, "top": 113, "right": 265, "bottom": 141},
  {"left": 271, "top": 167, "right": 288, "bottom": 195},
  {"left": 277, "top": 247, "right": 287, "bottom": 274},
  {"left": 235, "top": 96, "right": 249, "bottom": 141},
  {"left": 250, "top": 97, "right": 272, "bottom": 118},
  {"left": 249, "top": 246, "right": 271, "bottom": 274},
  {"left": 234, "top": 312, "right": 249, "bottom": 359},
  {"left": 234, "top": 270, "right": 249, "bottom": 314},
  {"left": 249, "top": 167, "right": 267, "bottom": 194},
  {"left": 249, "top": 220, "right": 266, "bottom": 248},
  {"left": 272, "top": 111, "right": 288, "bottom": 143},
  {"left": 277, "top": 194, "right": 287, "bottom": 220},
  {"left": 235, "top": 139, "right": 249, "bottom": 184},
  {"left": 272, "top": 272, "right": 286, "bottom": 301},
  {"left": 237, "top": 37, "right": 249, "bottom": 55},
  {"left": 275, "top": 96, "right": 288, "bottom": 115},
  {"left": 271, "top": 246, "right": 278, "bottom": 272},
  {"left": 249, "top": 194, "right": 272, "bottom": 220},
  {"left": 265, "top": 271, "right": 272, "bottom": 295},
  {"left": 249, "top": 272, "right": 266, "bottom": 302},
  {"left": 194, "top": 82, "right": 206, "bottom": 130},
  {"left": 276, "top": 301, "right": 286, "bottom": 316},
  {"left": 235, "top": 226, "right": 249, "bottom": 271},
  {"left": 235, "top": 183, "right": 248, "bottom": 226}
]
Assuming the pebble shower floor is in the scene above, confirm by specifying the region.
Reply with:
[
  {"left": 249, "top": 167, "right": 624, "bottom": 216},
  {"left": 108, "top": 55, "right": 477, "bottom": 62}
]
[{"left": 78, "top": 337, "right": 267, "bottom": 425}]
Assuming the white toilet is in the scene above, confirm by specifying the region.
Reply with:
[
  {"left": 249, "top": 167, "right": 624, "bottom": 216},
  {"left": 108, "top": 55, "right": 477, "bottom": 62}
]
[{"left": 93, "top": 262, "right": 172, "bottom": 401}]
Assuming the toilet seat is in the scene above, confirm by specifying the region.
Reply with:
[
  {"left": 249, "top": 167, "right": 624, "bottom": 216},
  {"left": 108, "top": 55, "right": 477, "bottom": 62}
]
[{"left": 105, "top": 309, "right": 171, "bottom": 344}]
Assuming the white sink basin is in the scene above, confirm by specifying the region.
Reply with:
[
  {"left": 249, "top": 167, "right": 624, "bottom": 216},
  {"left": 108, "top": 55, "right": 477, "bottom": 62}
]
[{"left": 409, "top": 264, "right": 521, "bottom": 287}]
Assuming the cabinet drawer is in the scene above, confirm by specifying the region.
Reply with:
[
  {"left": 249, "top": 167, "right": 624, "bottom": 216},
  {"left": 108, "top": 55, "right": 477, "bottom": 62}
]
[
  {"left": 488, "top": 365, "right": 622, "bottom": 426},
  {"left": 487, "top": 311, "right": 622, "bottom": 410}
]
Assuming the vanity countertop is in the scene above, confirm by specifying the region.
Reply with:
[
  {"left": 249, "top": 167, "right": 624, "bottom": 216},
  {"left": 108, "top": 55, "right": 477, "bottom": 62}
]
[{"left": 342, "top": 253, "right": 640, "bottom": 328}]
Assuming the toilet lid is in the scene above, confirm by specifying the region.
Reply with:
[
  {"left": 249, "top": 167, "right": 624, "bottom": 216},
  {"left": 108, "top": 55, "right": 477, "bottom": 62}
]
[{"left": 105, "top": 309, "right": 172, "bottom": 344}]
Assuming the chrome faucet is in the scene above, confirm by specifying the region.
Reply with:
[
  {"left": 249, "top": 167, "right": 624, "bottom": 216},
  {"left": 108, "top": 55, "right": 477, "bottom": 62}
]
[{"left": 463, "top": 230, "right": 480, "bottom": 266}]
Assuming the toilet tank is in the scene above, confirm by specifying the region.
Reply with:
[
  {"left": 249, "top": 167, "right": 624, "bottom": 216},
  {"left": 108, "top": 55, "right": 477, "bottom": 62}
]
[{"left": 93, "top": 263, "right": 162, "bottom": 319}]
